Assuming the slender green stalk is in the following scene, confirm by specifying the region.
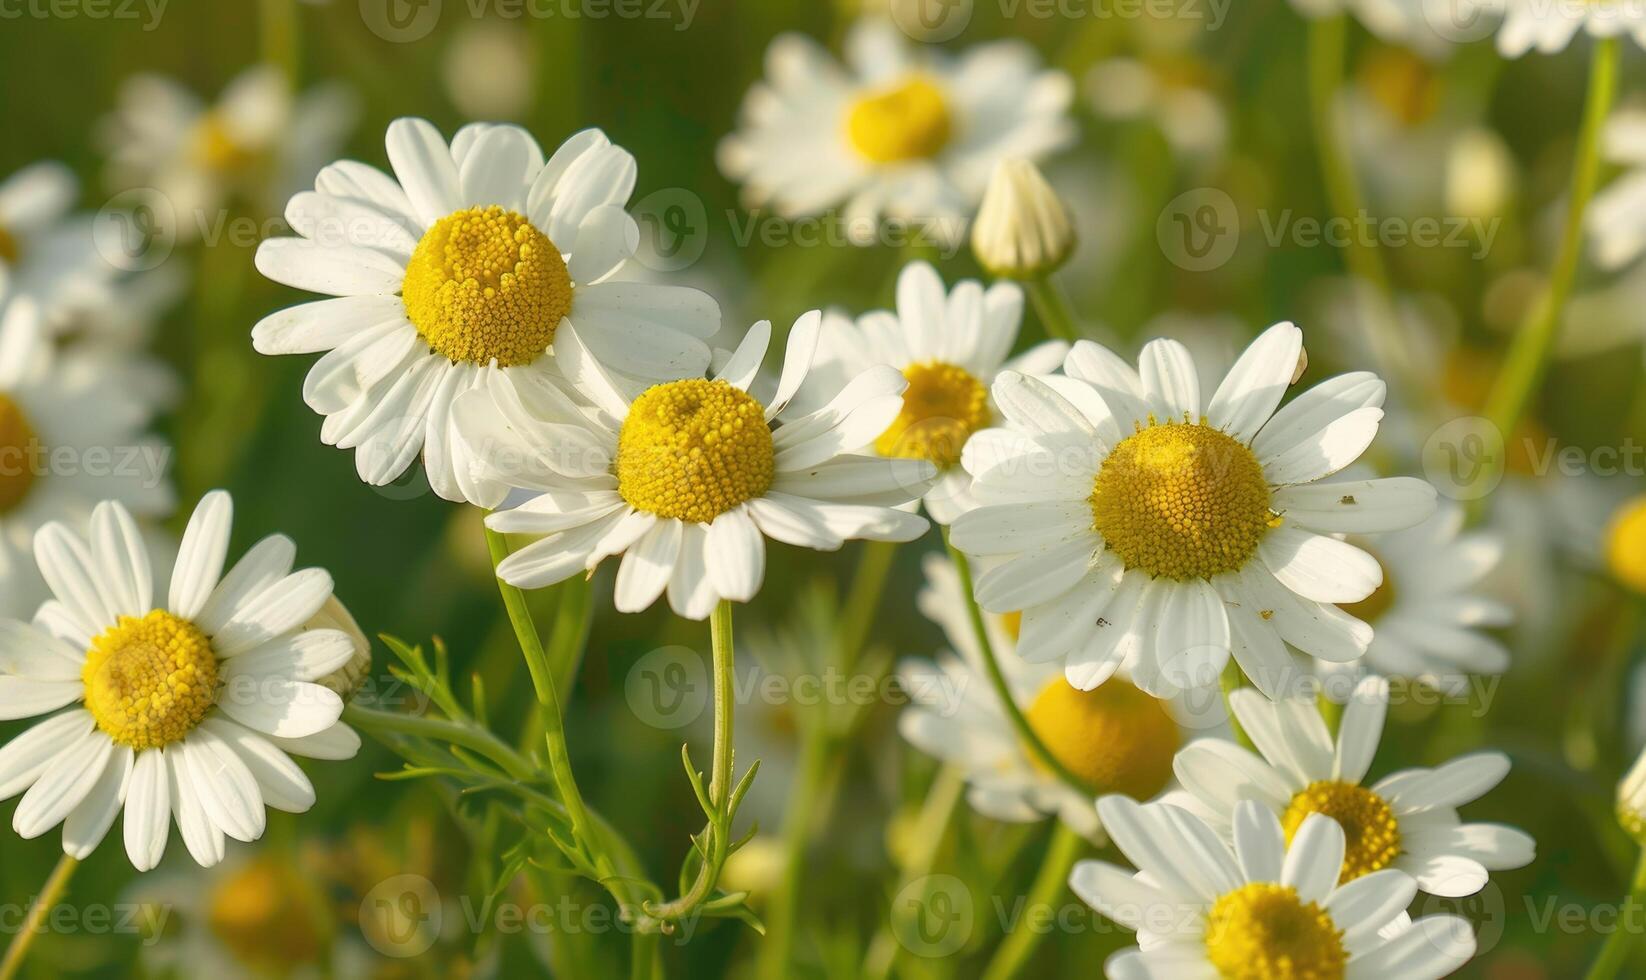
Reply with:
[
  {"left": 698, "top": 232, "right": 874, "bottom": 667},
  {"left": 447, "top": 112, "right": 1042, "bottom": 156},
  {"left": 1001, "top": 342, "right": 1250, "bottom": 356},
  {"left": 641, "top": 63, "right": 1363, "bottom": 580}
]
[
  {"left": 862, "top": 767, "right": 966, "bottom": 980},
  {"left": 483, "top": 527, "right": 601, "bottom": 872},
  {"left": 1220, "top": 659, "right": 1252, "bottom": 751},
  {"left": 644, "top": 601, "right": 741, "bottom": 923},
  {"left": 979, "top": 824, "right": 1086, "bottom": 980},
  {"left": 758, "top": 540, "right": 899, "bottom": 978},
  {"left": 944, "top": 532, "right": 1096, "bottom": 797},
  {"left": 1025, "top": 276, "right": 1080, "bottom": 343},
  {"left": 1306, "top": 14, "right": 1422, "bottom": 402},
  {"left": 1481, "top": 36, "right": 1620, "bottom": 496},
  {"left": 0, "top": 854, "right": 79, "bottom": 980},
  {"left": 630, "top": 930, "right": 658, "bottom": 980},
  {"left": 258, "top": 0, "right": 299, "bottom": 80},
  {"left": 1587, "top": 847, "right": 1646, "bottom": 979},
  {"left": 345, "top": 703, "right": 533, "bottom": 780}
]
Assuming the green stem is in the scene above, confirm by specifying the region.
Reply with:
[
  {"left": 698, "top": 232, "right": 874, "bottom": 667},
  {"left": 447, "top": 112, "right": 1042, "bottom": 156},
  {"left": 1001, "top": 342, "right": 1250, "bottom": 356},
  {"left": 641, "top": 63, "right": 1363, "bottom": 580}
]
[
  {"left": 861, "top": 767, "right": 966, "bottom": 980},
  {"left": 1587, "top": 847, "right": 1646, "bottom": 980},
  {"left": 979, "top": 824, "right": 1086, "bottom": 980},
  {"left": 345, "top": 703, "right": 532, "bottom": 780},
  {"left": 1306, "top": 14, "right": 1422, "bottom": 402},
  {"left": 1481, "top": 36, "right": 1619, "bottom": 495},
  {"left": 0, "top": 854, "right": 79, "bottom": 980},
  {"left": 1025, "top": 276, "right": 1080, "bottom": 343},
  {"left": 484, "top": 527, "right": 601, "bottom": 872},
  {"left": 944, "top": 532, "right": 1096, "bottom": 797},
  {"left": 1220, "top": 659, "right": 1253, "bottom": 751},
  {"left": 258, "top": 0, "right": 299, "bottom": 80},
  {"left": 644, "top": 601, "right": 740, "bottom": 923},
  {"left": 630, "top": 930, "right": 658, "bottom": 980},
  {"left": 758, "top": 540, "right": 899, "bottom": 978}
]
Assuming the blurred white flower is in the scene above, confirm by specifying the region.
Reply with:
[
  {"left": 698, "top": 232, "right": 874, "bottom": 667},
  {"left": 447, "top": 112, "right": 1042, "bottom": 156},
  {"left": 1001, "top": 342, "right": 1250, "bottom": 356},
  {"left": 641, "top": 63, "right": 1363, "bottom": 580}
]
[
  {"left": 443, "top": 21, "right": 535, "bottom": 120},
  {"left": 718, "top": 19, "right": 1074, "bottom": 247},
  {"left": 0, "top": 162, "right": 120, "bottom": 331},
  {"left": 1494, "top": 0, "right": 1646, "bottom": 57},
  {"left": 1085, "top": 54, "right": 1227, "bottom": 162},
  {"left": 100, "top": 65, "right": 358, "bottom": 240}
]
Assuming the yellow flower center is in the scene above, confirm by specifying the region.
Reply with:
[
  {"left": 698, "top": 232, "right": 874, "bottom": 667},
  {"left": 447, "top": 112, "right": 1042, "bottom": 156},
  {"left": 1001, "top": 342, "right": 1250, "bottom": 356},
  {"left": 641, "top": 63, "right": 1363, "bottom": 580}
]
[
  {"left": 1024, "top": 678, "right": 1179, "bottom": 798},
  {"left": 82, "top": 610, "right": 219, "bottom": 751},
  {"left": 1090, "top": 422, "right": 1275, "bottom": 581},
  {"left": 1282, "top": 781, "right": 1402, "bottom": 883},
  {"left": 1607, "top": 496, "right": 1646, "bottom": 596},
  {"left": 616, "top": 378, "right": 775, "bottom": 523},
  {"left": 874, "top": 361, "right": 990, "bottom": 467},
  {"left": 208, "top": 857, "right": 327, "bottom": 968},
  {"left": 1205, "top": 882, "right": 1347, "bottom": 980},
  {"left": 845, "top": 75, "right": 953, "bottom": 164},
  {"left": 0, "top": 393, "right": 41, "bottom": 514},
  {"left": 402, "top": 205, "right": 571, "bottom": 367},
  {"left": 0, "top": 224, "right": 18, "bottom": 264},
  {"left": 190, "top": 112, "right": 259, "bottom": 173}
]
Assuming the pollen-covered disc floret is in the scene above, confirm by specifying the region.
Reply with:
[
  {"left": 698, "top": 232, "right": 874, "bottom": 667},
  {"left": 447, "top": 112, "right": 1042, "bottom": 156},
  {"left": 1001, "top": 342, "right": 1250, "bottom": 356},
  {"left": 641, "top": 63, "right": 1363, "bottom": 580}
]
[
  {"left": 82, "top": 609, "right": 220, "bottom": 751},
  {"left": 1283, "top": 781, "right": 1402, "bottom": 883},
  {"left": 1204, "top": 882, "right": 1347, "bottom": 980},
  {"left": 1024, "top": 678, "right": 1179, "bottom": 798},
  {"left": 402, "top": 205, "right": 571, "bottom": 367},
  {"left": 846, "top": 76, "right": 953, "bottom": 163},
  {"left": 1090, "top": 421, "right": 1275, "bottom": 581},
  {"left": 617, "top": 378, "right": 776, "bottom": 523},
  {"left": 191, "top": 112, "right": 258, "bottom": 173},
  {"left": 0, "top": 393, "right": 40, "bottom": 514},
  {"left": 0, "top": 224, "right": 17, "bottom": 263},
  {"left": 874, "top": 360, "right": 990, "bottom": 467}
]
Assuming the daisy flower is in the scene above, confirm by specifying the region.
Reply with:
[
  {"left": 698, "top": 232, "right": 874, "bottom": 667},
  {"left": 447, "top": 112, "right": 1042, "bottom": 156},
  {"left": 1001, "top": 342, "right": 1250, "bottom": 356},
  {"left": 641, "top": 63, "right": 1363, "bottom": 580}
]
[
  {"left": 0, "top": 491, "right": 361, "bottom": 869},
  {"left": 253, "top": 117, "right": 721, "bottom": 502},
  {"left": 100, "top": 65, "right": 357, "bottom": 240},
  {"left": 1071, "top": 795, "right": 1478, "bottom": 979},
  {"left": 1323, "top": 501, "right": 1512, "bottom": 696},
  {"left": 0, "top": 162, "right": 117, "bottom": 330},
  {"left": 949, "top": 321, "right": 1438, "bottom": 698},
  {"left": 1174, "top": 677, "right": 1535, "bottom": 897},
  {"left": 793, "top": 261, "right": 1065, "bottom": 522},
  {"left": 717, "top": 19, "right": 1074, "bottom": 245},
  {"left": 0, "top": 297, "right": 174, "bottom": 620},
  {"left": 1494, "top": 0, "right": 1646, "bottom": 56},
  {"left": 898, "top": 553, "right": 1221, "bottom": 840},
  {"left": 462, "top": 313, "right": 936, "bottom": 619}
]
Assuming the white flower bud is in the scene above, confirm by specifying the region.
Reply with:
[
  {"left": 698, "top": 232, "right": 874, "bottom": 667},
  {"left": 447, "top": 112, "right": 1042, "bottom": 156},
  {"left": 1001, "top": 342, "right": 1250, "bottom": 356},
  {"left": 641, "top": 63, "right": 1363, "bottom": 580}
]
[
  {"left": 1620, "top": 744, "right": 1646, "bottom": 842},
  {"left": 970, "top": 159, "right": 1075, "bottom": 279},
  {"left": 308, "top": 596, "right": 372, "bottom": 700}
]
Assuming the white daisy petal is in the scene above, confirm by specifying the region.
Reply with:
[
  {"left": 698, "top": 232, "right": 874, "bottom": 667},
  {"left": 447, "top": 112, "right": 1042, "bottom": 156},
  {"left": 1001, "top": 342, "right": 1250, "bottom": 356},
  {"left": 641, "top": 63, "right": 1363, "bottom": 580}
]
[
  {"left": 88, "top": 502, "right": 152, "bottom": 619},
  {"left": 123, "top": 748, "right": 171, "bottom": 871},
  {"left": 1271, "top": 478, "right": 1437, "bottom": 534},
  {"left": 168, "top": 748, "right": 226, "bottom": 867},
  {"left": 706, "top": 508, "right": 766, "bottom": 603},
  {"left": 1280, "top": 812, "right": 1344, "bottom": 904},
  {"left": 1206, "top": 322, "right": 1302, "bottom": 443},
  {"left": 1344, "top": 915, "right": 1475, "bottom": 980},
  {"left": 169, "top": 490, "right": 234, "bottom": 620},
  {"left": 63, "top": 745, "right": 133, "bottom": 859},
  {"left": 1139, "top": 338, "right": 1201, "bottom": 421},
  {"left": 613, "top": 520, "right": 684, "bottom": 614},
  {"left": 385, "top": 116, "right": 463, "bottom": 227},
  {"left": 1258, "top": 527, "right": 1382, "bottom": 604},
  {"left": 210, "top": 568, "right": 335, "bottom": 657}
]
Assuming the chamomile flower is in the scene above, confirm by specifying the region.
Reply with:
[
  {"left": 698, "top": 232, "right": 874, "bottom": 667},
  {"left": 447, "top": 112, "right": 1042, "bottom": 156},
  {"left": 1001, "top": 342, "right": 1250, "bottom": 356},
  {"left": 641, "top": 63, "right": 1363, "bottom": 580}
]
[
  {"left": 950, "top": 322, "right": 1437, "bottom": 698},
  {"left": 0, "top": 491, "right": 361, "bottom": 869},
  {"left": 0, "top": 162, "right": 117, "bottom": 329},
  {"left": 1492, "top": 0, "right": 1646, "bottom": 56},
  {"left": 793, "top": 261, "right": 1065, "bottom": 522},
  {"left": 464, "top": 313, "right": 936, "bottom": 619},
  {"left": 1071, "top": 796, "right": 1478, "bottom": 979},
  {"left": 100, "top": 65, "right": 357, "bottom": 240},
  {"left": 1174, "top": 677, "right": 1535, "bottom": 897},
  {"left": 253, "top": 118, "right": 721, "bottom": 502},
  {"left": 1322, "top": 502, "right": 1512, "bottom": 696},
  {"left": 0, "top": 297, "right": 174, "bottom": 620},
  {"left": 898, "top": 554, "right": 1221, "bottom": 840},
  {"left": 717, "top": 19, "right": 1074, "bottom": 245}
]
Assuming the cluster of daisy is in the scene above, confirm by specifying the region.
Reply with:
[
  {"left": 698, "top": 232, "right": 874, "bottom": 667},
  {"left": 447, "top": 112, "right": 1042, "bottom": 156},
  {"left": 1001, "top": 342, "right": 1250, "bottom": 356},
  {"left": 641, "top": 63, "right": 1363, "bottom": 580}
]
[{"left": 11, "top": 2, "right": 1643, "bottom": 974}]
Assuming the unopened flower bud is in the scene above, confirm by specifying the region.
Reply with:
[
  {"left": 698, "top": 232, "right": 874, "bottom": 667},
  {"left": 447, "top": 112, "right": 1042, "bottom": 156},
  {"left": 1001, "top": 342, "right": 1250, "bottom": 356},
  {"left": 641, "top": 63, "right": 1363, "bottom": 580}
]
[
  {"left": 971, "top": 159, "right": 1075, "bottom": 279},
  {"left": 308, "top": 596, "right": 372, "bottom": 700}
]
